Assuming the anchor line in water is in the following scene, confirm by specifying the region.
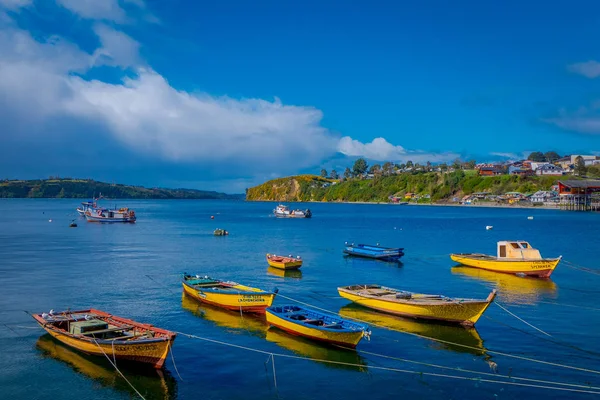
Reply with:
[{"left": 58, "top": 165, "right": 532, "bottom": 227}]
[
  {"left": 537, "top": 300, "right": 600, "bottom": 312},
  {"left": 562, "top": 260, "right": 600, "bottom": 276},
  {"left": 483, "top": 315, "right": 600, "bottom": 361},
  {"left": 354, "top": 347, "right": 600, "bottom": 391},
  {"left": 494, "top": 302, "right": 552, "bottom": 337},
  {"left": 272, "top": 293, "right": 600, "bottom": 376},
  {"left": 91, "top": 339, "right": 147, "bottom": 400},
  {"left": 173, "top": 330, "right": 600, "bottom": 395}
]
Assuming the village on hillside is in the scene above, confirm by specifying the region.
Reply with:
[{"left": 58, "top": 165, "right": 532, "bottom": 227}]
[{"left": 317, "top": 153, "right": 600, "bottom": 211}]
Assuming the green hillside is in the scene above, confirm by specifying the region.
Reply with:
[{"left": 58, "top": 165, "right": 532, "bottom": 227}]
[
  {"left": 245, "top": 172, "right": 561, "bottom": 203},
  {"left": 0, "top": 178, "right": 242, "bottom": 200}
]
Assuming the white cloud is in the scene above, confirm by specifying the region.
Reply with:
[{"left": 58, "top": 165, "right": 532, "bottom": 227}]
[
  {"left": 92, "top": 23, "right": 140, "bottom": 68},
  {"left": 0, "top": 0, "right": 31, "bottom": 10},
  {"left": 0, "top": 9, "right": 455, "bottom": 185},
  {"left": 337, "top": 136, "right": 458, "bottom": 163},
  {"left": 56, "top": 0, "right": 126, "bottom": 22},
  {"left": 567, "top": 60, "right": 600, "bottom": 79}
]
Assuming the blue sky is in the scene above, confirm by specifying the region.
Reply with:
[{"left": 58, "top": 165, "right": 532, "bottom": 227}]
[{"left": 1, "top": 0, "right": 600, "bottom": 192}]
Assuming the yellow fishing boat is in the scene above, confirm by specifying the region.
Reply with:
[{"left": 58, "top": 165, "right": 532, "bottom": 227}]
[
  {"left": 182, "top": 274, "right": 277, "bottom": 313},
  {"left": 266, "top": 253, "right": 303, "bottom": 270},
  {"left": 450, "top": 240, "right": 561, "bottom": 278},
  {"left": 266, "top": 305, "right": 370, "bottom": 348},
  {"left": 338, "top": 285, "right": 496, "bottom": 326},
  {"left": 452, "top": 266, "right": 558, "bottom": 304},
  {"left": 36, "top": 335, "right": 176, "bottom": 398},
  {"left": 31, "top": 309, "right": 176, "bottom": 368}
]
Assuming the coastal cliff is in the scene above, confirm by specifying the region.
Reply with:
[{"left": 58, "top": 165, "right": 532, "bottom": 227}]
[
  {"left": 245, "top": 172, "right": 560, "bottom": 203},
  {"left": 246, "top": 175, "right": 334, "bottom": 202}
]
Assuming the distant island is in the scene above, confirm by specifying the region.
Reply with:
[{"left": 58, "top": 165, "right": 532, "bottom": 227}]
[{"left": 0, "top": 178, "right": 243, "bottom": 200}]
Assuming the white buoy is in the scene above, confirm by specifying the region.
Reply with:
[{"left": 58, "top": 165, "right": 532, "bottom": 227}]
[
  {"left": 527, "top": 216, "right": 534, "bottom": 220},
  {"left": 48, "top": 219, "right": 52, "bottom": 222},
  {"left": 486, "top": 225, "right": 493, "bottom": 230}
]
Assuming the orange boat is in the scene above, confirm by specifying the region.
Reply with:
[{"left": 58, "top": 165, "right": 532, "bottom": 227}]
[{"left": 31, "top": 309, "right": 176, "bottom": 368}]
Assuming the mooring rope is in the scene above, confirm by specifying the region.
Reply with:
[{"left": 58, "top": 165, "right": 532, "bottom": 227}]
[
  {"left": 563, "top": 260, "right": 600, "bottom": 276},
  {"left": 169, "top": 341, "right": 184, "bottom": 381},
  {"left": 173, "top": 330, "right": 600, "bottom": 395},
  {"left": 538, "top": 300, "right": 600, "bottom": 312},
  {"left": 494, "top": 303, "right": 551, "bottom": 337},
  {"left": 273, "top": 293, "right": 600, "bottom": 376},
  {"left": 356, "top": 347, "right": 600, "bottom": 391},
  {"left": 91, "top": 339, "right": 147, "bottom": 400}
]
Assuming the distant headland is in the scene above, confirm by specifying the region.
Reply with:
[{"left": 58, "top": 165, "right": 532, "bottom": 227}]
[
  {"left": 0, "top": 178, "right": 243, "bottom": 200},
  {"left": 246, "top": 155, "right": 600, "bottom": 209}
]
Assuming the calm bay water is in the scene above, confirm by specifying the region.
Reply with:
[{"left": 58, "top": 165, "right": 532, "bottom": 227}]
[{"left": 1, "top": 199, "right": 600, "bottom": 399}]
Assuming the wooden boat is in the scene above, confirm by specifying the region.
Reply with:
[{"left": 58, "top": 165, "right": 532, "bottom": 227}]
[
  {"left": 266, "top": 253, "right": 303, "bottom": 270},
  {"left": 214, "top": 228, "right": 229, "bottom": 236},
  {"left": 343, "top": 242, "right": 404, "bottom": 262},
  {"left": 85, "top": 207, "right": 136, "bottom": 223},
  {"left": 450, "top": 240, "right": 562, "bottom": 278},
  {"left": 273, "top": 204, "right": 312, "bottom": 218},
  {"left": 31, "top": 309, "right": 176, "bottom": 368},
  {"left": 182, "top": 274, "right": 277, "bottom": 313},
  {"left": 265, "top": 305, "right": 370, "bottom": 348},
  {"left": 338, "top": 285, "right": 496, "bottom": 326}
]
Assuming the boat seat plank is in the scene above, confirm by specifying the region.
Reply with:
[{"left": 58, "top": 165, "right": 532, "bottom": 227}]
[{"left": 82, "top": 325, "right": 134, "bottom": 335}]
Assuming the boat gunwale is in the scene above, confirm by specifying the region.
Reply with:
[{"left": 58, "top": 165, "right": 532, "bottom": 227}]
[
  {"left": 451, "top": 253, "right": 562, "bottom": 262},
  {"left": 338, "top": 285, "right": 496, "bottom": 306},
  {"left": 31, "top": 308, "right": 176, "bottom": 342},
  {"left": 266, "top": 306, "right": 368, "bottom": 333},
  {"left": 182, "top": 280, "right": 271, "bottom": 296}
]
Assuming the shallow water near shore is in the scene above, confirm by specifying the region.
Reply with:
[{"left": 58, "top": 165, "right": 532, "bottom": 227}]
[{"left": 1, "top": 199, "right": 600, "bottom": 399}]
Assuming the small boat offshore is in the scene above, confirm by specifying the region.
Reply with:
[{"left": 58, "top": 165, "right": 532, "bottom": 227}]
[
  {"left": 338, "top": 285, "right": 496, "bottom": 326},
  {"left": 214, "top": 228, "right": 229, "bottom": 236},
  {"left": 31, "top": 309, "right": 176, "bottom": 368},
  {"left": 76, "top": 200, "right": 97, "bottom": 216},
  {"left": 450, "top": 240, "right": 561, "bottom": 278},
  {"left": 182, "top": 274, "right": 278, "bottom": 313},
  {"left": 266, "top": 254, "right": 303, "bottom": 270},
  {"left": 266, "top": 305, "right": 370, "bottom": 348},
  {"left": 343, "top": 243, "right": 404, "bottom": 262},
  {"left": 273, "top": 204, "right": 312, "bottom": 218},
  {"left": 85, "top": 207, "right": 136, "bottom": 223}
]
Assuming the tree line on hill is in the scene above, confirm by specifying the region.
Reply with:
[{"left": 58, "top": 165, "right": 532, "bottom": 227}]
[
  {"left": 318, "top": 151, "right": 600, "bottom": 180},
  {"left": 0, "top": 178, "right": 241, "bottom": 199}
]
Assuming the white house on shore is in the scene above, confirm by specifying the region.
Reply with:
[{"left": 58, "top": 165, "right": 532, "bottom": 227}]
[
  {"left": 535, "top": 164, "right": 566, "bottom": 176},
  {"left": 570, "top": 155, "right": 600, "bottom": 166},
  {"left": 530, "top": 190, "right": 559, "bottom": 204}
]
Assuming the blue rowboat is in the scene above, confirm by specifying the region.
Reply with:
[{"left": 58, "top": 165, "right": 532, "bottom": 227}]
[
  {"left": 343, "top": 243, "right": 404, "bottom": 262},
  {"left": 265, "top": 305, "right": 370, "bottom": 348}
]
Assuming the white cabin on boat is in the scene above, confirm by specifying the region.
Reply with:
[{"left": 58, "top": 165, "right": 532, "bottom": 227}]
[{"left": 496, "top": 241, "right": 542, "bottom": 260}]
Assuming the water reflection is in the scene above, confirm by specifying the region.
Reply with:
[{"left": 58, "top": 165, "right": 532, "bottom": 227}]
[
  {"left": 265, "top": 328, "right": 368, "bottom": 372},
  {"left": 267, "top": 266, "right": 303, "bottom": 279},
  {"left": 338, "top": 304, "right": 487, "bottom": 356},
  {"left": 451, "top": 266, "right": 558, "bottom": 304},
  {"left": 181, "top": 293, "right": 268, "bottom": 336},
  {"left": 36, "top": 334, "right": 177, "bottom": 400}
]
